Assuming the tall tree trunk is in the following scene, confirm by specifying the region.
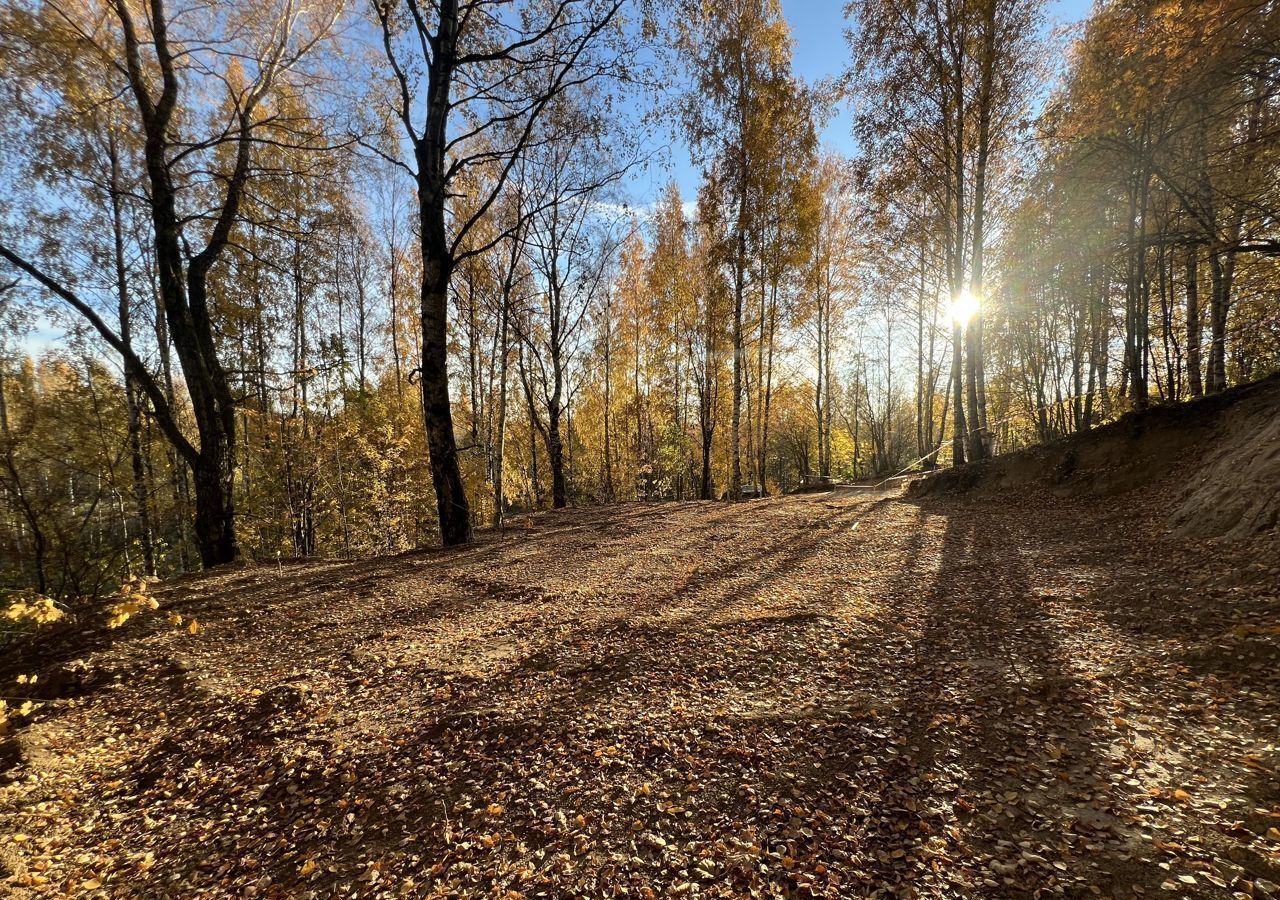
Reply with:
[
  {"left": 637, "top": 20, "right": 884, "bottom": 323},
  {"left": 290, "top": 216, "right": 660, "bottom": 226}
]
[
  {"left": 964, "top": 320, "right": 983, "bottom": 462},
  {"left": 852, "top": 380, "right": 862, "bottom": 477},
  {"left": 1204, "top": 75, "right": 1263, "bottom": 396},
  {"left": 518, "top": 341, "right": 542, "bottom": 508},
  {"left": 547, "top": 400, "right": 567, "bottom": 509},
  {"left": 419, "top": 251, "right": 473, "bottom": 544},
  {"left": 758, "top": 279, "right": 778, "bottom": 494},
  {"left": 154, "top": 277, "right": 190, "bottom": 571},
  {"left": 389, "top": 238, "right": 405, "bottom": 397},
  {"left": 465, "top": 268, "right": 481, "bottom": 442},
  {"left": 109, "top": 131, "right": 156, "bottom": 576},
  {"left": 1125, "top": 152, "right": 1152, "bottom": 410},
  {"left": 822, "top": 292, "right": 833, "bottom": 476},
  {"left": 730, "top": 223, "right": 745, "bottom": 500},
  {"left": 289, "top": 235, "right": 316, "bottom": 558},
  {"left": 413, "top": 0, "right": 473, "bottom": 546},
  {"left": 817, "top": 273, "right": 830, "bottom": 478},
  {"left": 115, "top": 0, "right": 245, "bottom": 567},
  {"left": 602, "top": 297, "right": 615, "bottom": 501},
  {"left": 493, "top": 309, "right": 510, "bottom": 524},
  {"left": 730, "top": 71, "right": 748, "bottom": 502},
  {"left": 699, "top": 298, "right": 716, "bottom": 500},
  {"left": 546, "top": 298, "right": 568, "bottom": 511},
  {"left": 1185, "top": 246, "right": 1203, "bottom": 398},
  {"left": 1157, "top": 245, "right": 1177, "bottom": 401},
  {"left": 699, "top": 423, "right": 714, "bottom": 500},
  {"left": 754, "top": 278, "right": 766, "bottom": 493},
  {"left": 634, "top": 301, "right": 645, "bottom": 498},
  {"left": 354, "top": 238, "right": 369, "bottom": 393},
  {"left": 182, "top": 265, "right": 239, "bottom": 569},
  {"left": 915, "top": 236, "right": 926, "bottom": 460},
  {"left": 966, "top": 0, "right": 996, "bottom": 459},
  {"left": 190, "top": 440, "right": 236, "bottom": 568},
  {"left": 0, "top": 366, "right": 47, "bottom": 594},
  {"left": 1206, "top": 246, "right": 1233, "bottom": 394},
  {"left": 947, "top": 37, "right": 967, "bottom": 469},
  {"left": 951, "top": 323, "right": 967, "bottom": 467}
]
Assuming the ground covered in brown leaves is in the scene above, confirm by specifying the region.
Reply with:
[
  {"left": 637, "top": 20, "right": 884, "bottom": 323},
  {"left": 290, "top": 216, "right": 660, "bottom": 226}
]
[{"left": 2, "top": 485, "right": 1278, "bottom": 898}]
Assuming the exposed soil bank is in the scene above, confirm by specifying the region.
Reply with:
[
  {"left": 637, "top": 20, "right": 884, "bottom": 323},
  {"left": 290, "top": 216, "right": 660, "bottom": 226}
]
[{"left": 908, "top": 374, "right": 1280, "bottom": 540}]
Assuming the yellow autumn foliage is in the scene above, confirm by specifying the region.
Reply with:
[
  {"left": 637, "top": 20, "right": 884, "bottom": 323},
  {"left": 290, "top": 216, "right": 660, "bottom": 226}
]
[
  {"left": 105, "top": 576, "right": 160, "bottom": 629},
  {"left": 3, "top": 594, "right": 65, "bottom": 626}
]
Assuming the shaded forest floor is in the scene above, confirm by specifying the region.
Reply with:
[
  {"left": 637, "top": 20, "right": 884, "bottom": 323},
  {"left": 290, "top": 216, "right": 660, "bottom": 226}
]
[{"left": 1, "top": 484, "right": 1278, "bottom": 898}]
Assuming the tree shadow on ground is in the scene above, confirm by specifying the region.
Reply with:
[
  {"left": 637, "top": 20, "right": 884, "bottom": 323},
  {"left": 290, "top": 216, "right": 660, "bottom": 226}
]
[{"left": 3, "top": 493, "right": 1270, "bottom": 897}]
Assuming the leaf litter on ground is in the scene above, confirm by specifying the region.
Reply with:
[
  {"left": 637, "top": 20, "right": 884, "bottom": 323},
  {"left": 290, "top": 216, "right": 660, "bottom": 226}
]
[{"left": 0, "top": 483, "right": 1277, "bottom": 898}]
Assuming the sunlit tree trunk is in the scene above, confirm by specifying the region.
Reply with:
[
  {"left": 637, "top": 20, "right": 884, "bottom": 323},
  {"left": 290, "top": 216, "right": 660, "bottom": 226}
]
[{"left": 410, "top": 1, "right": 474, "bottom": 545}]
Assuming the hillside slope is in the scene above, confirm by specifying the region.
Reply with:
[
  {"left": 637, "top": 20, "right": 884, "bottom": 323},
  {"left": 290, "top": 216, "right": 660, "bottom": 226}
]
[
  {"left": 1, "top": 486, "right": 1277, "bottom": 898},
  {"left": 908, "top": 374, "right": 1280, "bottom": 540}
]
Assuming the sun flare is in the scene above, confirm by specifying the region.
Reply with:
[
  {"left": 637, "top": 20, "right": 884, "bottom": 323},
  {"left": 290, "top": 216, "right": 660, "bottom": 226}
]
[{"left": 950, "top": 289, "right": 981, "bottom": 326}]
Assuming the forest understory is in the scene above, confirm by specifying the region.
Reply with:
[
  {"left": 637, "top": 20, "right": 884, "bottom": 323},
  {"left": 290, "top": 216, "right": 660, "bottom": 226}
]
[{"left": 1, "top": 457, "right": 1277, "bottom": 898}]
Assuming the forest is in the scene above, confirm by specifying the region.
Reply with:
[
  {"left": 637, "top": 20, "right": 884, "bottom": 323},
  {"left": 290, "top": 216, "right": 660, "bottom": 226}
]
[
  {"left": 0, "top": 0, "right": 1273, "bottom": 596},
  {"left": 1, "top": 2, "right": 1279, "bottom": 897}
]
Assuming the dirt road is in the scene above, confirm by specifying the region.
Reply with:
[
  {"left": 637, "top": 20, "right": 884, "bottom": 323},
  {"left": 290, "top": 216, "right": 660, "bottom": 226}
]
[{"left": 2, "top": 487, "right": 1277, "bottom": 897}]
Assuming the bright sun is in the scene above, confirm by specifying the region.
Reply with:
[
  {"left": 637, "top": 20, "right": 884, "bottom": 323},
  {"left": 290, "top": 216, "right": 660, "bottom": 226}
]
[{"left": 950, "top": 289, "right": 981, "bottom": 325}]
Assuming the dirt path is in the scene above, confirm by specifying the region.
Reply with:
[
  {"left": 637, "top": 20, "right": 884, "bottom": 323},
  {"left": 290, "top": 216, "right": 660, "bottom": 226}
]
[{"left": 1, "top": 488, "right": 1277, "bottom": 898}]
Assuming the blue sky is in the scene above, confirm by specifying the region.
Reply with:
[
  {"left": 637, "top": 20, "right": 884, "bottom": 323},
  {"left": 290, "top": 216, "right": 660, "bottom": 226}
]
[
  {"left": 23, "top": 0, "right": 1095, "bottom": 354},
  {"left": 639, "top": 0, "right": 1094, "bottom": 210}
]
